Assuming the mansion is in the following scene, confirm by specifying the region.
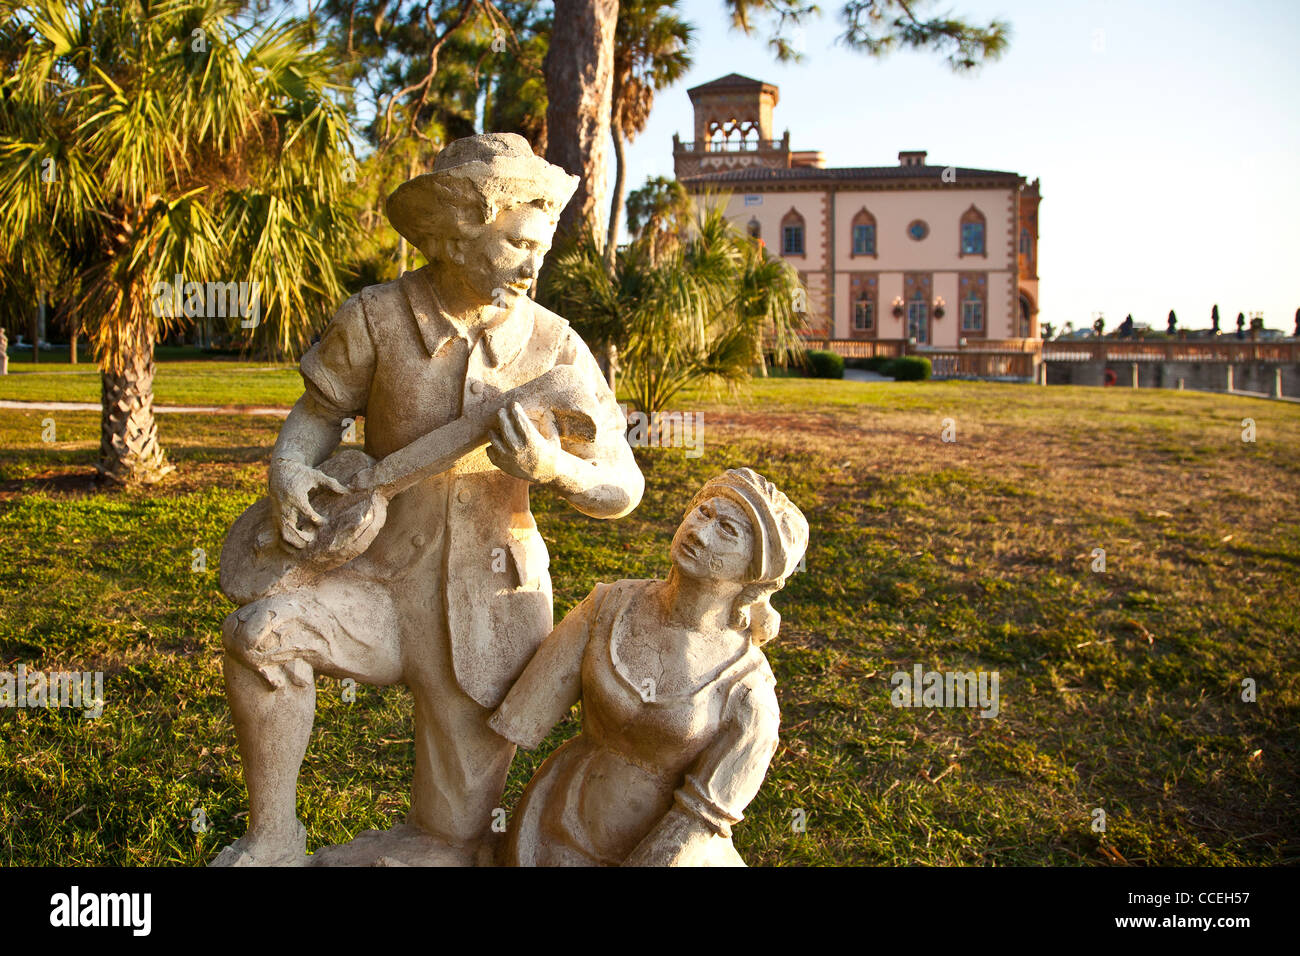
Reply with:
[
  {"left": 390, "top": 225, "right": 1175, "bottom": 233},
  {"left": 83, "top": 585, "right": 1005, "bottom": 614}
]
[{"left": 672, "top": 74, "right": 1042, "bottom": 346}]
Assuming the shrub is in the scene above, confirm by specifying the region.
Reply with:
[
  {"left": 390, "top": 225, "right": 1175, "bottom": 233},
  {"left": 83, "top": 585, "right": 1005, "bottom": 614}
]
[
  {"left": 889, "top": 356, "right": 932, "bottom": 381},
  {"left": 805, "top": 350, "right": 845, "bottom": 379}
]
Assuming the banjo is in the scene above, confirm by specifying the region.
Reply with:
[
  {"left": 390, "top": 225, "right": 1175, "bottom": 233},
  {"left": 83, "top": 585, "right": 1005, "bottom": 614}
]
[{"left": 220, "top": 364, "right": 601, "bottom": 605}]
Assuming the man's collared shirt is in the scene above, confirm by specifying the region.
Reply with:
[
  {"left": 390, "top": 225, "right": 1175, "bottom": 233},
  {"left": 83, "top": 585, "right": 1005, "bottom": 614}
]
[{"left": 296, "top": 266, "right": 638, "bottom": 708}]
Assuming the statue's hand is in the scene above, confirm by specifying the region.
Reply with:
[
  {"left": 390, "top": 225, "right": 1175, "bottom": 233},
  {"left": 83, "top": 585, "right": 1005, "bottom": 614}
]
[
  {"left": 269, "top": 458, "right": 349, "bottom": 549},
  {"left": 486, "top": 401, "right": 562, "bottom": 485}
]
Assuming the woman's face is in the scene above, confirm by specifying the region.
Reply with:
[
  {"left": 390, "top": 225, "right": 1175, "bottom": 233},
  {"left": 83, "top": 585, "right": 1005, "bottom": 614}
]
[{"left": 670, "top": 496, "right": 755, "bottom": 583}]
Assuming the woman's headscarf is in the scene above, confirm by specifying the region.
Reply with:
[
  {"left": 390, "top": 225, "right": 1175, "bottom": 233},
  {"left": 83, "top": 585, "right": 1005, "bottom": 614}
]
[{"left": 688, "top": 468, "right": 809, "bottom": 645}]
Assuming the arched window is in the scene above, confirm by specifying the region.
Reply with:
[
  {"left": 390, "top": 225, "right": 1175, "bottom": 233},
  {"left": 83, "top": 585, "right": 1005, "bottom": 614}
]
[
  {"left": 907, "top": 289, "right": 929, "bottom": 343},
  {"left": 854, "top": 299, "right": 874, "bottom": 331},
  {"left": 849, "top": 274, "right": 877, "bottom": 337},
  {"left": 960, "top": 205, "right": 986, "bottom": 256},
  {"left": 1019, "top": 227, "right": 1031, "bottom": 256},
  {"left": 850, "top": 208, "right": 877, "bottom": 257},
  {"left": 962, "top": 293, "right": 984, "bottom": 332},
  {"left": 959, "top": 272, "right": 987, "bottom": 336},
  {"left": 781, "top": 209, "right": 805, "bottom": 256},
  {"left": 904, "top": 273, "right": 931, "bottom": 343}
]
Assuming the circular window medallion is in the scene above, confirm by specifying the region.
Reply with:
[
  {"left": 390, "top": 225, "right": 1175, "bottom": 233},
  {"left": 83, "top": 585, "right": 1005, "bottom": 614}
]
[{"left": 907, "top": 219, "right": 929, "bottom": 241}]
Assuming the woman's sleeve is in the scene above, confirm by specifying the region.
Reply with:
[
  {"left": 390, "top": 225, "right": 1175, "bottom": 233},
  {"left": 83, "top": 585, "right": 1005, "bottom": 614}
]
[
  {"left": 487, "top": 585, "right": 605, "bottom": 749},
  {"left": 673, "top": 670, "right": 781, "bottom": 838}
]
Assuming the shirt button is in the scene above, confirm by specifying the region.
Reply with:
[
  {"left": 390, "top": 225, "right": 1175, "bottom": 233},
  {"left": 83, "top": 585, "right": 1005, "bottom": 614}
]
[
  {"left": 469, "top": 380, "right": 483, "bottom": 395},
  {"left": 457, "top": 488, "right": 472, "bottom": 504},
  {"left": 411, "top": 533, "right": 426, "bottom": 548}
]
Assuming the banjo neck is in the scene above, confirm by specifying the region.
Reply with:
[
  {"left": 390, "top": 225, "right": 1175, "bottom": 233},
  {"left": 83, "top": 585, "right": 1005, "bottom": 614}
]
[{"left": 359, "top": 364, "right": 598, "bottom": 502}]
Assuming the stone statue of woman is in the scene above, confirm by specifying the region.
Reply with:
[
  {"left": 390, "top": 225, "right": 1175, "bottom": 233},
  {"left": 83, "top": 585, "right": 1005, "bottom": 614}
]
[{"left": 488, "top": 468, "right": 809, "bottom": 866}]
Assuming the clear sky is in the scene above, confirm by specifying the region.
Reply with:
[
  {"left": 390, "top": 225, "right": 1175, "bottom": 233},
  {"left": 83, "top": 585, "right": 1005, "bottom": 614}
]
[{"left": 617, "top": 0, "right": 1300, "bottom": 333}]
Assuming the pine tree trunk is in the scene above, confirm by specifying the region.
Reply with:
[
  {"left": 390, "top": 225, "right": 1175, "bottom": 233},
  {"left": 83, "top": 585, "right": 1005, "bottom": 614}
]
[
  {"left": 99, "top": 321, "right": 172, "bottom": 484},
  {"left": 543, "top": 0, "right": 617, "bottom": 252}
]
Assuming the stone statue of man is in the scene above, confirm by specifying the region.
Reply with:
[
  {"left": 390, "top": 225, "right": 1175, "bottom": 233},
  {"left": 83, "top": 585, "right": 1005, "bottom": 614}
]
[{"left": 214, "top": 133, "right": 644, "bottom": 867}]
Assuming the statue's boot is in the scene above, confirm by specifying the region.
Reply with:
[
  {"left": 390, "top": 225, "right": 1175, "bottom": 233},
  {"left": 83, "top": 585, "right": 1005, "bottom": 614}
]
[{"left": 209, "top": 821, "right": 309, "bottom": 867}]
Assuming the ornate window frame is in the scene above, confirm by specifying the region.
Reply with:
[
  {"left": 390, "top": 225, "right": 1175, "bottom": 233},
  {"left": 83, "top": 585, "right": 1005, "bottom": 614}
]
[
  {"left": 959, "top": 205, "right": 987, "bottom": 257},
  {"left": 903, "top": 272, "right": 932, "bottom": 343},
  {"left": 848, "top": 273, "right": 878, "bottom": 339},
  {"left": 959, "top": 272, "right": 988, "bottom": 337},
  {"left": 781, "top": 208, "right": 806, "bottom": 257},
  {"left": 850, "top": 208, "right": 877, "bottom": 258}
]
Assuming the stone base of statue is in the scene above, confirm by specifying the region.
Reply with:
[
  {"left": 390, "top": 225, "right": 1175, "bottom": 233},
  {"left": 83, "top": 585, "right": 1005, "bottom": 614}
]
[{"left": 306, "top": 823, "right": 499, "bottom": 867}]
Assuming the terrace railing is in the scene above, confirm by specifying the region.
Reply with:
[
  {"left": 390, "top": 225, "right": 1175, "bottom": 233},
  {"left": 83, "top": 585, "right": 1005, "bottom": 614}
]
[
  {"left": 1042, "top": 339, "right": 1300, "bottom": 363},
  {"left": 917, "top": 348, "right": 1036, "bottom": 381},
  {"left": 674, "top": 134, "right": 789, "bottom": 154},
  {"left": 802, "top": 338, "right": 906, "bottom": 359}
]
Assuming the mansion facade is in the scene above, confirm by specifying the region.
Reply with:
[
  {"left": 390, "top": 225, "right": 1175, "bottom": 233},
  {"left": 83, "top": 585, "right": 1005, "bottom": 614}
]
[{"left": 672, "top": 74, "right": 1041, "bottom": 346}]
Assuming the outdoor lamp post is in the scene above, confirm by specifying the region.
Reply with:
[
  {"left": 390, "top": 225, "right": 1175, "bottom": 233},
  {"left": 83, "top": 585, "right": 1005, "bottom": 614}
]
[
  {"left": 892, "top": 296, "right": 904, "bottom": 318},
  {"left": 933, "top": 296, "right": 946, "bottom": 320}
]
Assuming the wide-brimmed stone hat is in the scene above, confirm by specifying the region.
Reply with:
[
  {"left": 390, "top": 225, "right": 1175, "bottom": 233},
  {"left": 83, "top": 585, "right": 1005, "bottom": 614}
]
[{"left": 385, "top": 133, "right": 579, "bottom": 250}]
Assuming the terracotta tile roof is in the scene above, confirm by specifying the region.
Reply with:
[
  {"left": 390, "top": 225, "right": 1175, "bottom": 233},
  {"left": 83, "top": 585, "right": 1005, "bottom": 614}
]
[{"left": 686, "top": 73, "right": 769, "bottom": 93}]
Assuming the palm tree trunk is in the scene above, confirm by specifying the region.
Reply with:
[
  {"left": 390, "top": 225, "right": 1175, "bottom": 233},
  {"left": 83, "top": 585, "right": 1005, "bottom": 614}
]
[
  {"left": 99, "top": 318, "right": 172, "bottom": 484},
  {"left": 600, "top": 120, "right": 629, "bottom": 395},
  {"left": 30, "top": 293, "right": 40, "bottom": 365},
  {"left": 543, "top": 0, "right": 617, "bottom": 252},
  {"left": 605, "top": 121, "right": 627, "bottom": 273}
]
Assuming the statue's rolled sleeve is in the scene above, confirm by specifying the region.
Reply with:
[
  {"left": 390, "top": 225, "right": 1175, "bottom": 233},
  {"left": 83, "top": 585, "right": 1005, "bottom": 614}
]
[
  {"left": 673, "top": 677, "right": 781, "bottom": 839},
  {"left": 554, "top": 330, "right": 642, "bottom": 520},
  {"left": 299, "top": 295, "right": 375, "bottom": 420},
  {"left": 489, "top": 585, "right": 606, "bottom": 749}
]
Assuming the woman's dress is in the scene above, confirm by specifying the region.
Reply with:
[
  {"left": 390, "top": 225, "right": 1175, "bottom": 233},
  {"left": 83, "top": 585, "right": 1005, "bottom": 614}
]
[{"left": 488, "top": 579, "right": 781, "bottom": 866}]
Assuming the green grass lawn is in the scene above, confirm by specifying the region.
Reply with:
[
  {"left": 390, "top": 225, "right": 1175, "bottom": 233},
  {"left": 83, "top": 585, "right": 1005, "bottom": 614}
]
[
  {"left": 0, "top": 354, "right": 303, "bottom": 407},
  {"left": 0, "top": 374, "right": 1296, "bottom": 865}
]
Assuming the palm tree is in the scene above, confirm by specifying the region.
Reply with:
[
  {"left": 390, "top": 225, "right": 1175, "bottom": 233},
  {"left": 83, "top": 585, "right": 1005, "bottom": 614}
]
[
  {"left": 605, "top": 0, "right": 693, "bottom": 269},
  {"left": 624, "top": 174, "right": 692, "bottom": 265},
  {"left": 1, "top": 0, "right": 358, "bottom": 483},
  {"left": 548, "top": 202, "right": 805, "bottom": 422}
]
